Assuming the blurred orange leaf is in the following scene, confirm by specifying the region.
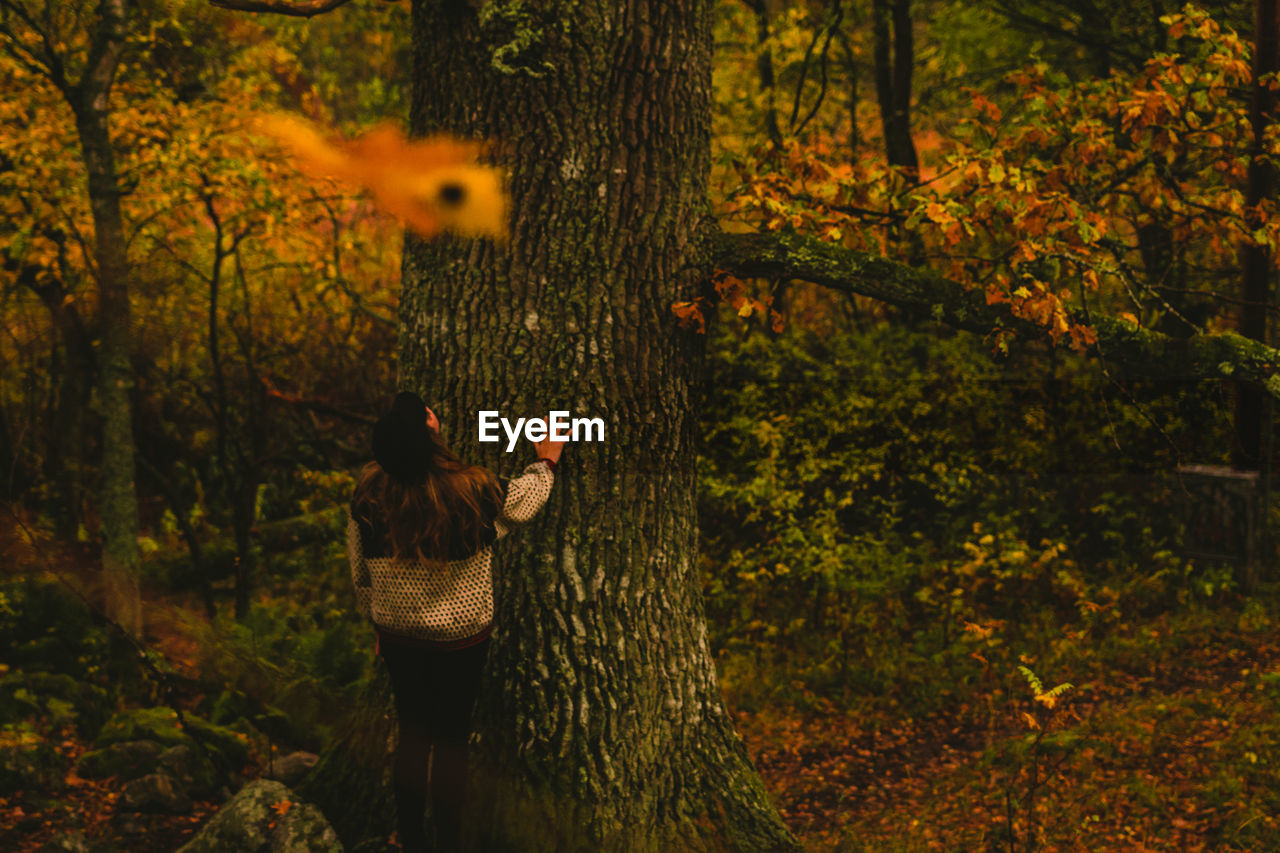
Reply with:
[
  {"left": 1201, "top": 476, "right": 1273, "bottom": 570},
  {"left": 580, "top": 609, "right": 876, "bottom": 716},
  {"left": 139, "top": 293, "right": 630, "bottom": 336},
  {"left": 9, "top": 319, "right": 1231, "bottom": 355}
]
[{"left": 253, "top": 114, "right": 507, "bottom": 241}]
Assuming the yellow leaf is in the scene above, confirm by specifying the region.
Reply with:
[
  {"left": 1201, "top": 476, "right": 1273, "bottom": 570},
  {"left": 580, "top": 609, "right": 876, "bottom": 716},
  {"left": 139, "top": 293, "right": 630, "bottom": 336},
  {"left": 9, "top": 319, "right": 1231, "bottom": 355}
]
[
  {"left": 737, "top": 302, "right": 754, "bottom": 317},
  {"left": 924, "top": 202, "right": 953, "bottom": 225}
]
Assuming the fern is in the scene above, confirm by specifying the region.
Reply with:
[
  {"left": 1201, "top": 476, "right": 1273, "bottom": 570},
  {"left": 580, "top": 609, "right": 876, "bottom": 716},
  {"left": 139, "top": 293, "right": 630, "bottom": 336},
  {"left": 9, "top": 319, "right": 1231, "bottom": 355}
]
[
  {"left": 1017, "top": 664, "right": 1043, "bottom": 696},
  {"left": 1043, "top": 681, "right": 1074, "bottom": 700}
]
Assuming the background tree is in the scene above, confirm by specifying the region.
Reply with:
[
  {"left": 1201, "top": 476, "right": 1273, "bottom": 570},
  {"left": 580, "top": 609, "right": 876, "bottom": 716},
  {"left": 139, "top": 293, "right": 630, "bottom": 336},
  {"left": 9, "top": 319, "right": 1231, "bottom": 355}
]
[{"left": 0, "top": 0, "right": 144, "bottom": 635}]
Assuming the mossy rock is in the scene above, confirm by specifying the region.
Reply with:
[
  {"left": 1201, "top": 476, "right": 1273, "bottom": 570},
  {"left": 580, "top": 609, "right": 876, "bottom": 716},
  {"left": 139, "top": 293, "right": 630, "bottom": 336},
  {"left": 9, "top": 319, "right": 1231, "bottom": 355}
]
[
  {"left": 75, "top": 739, "right": 163, "bottom": 781},
  {"left": 117, "top": 772, "right": 193, "bottom": 814},
  {"left": 0, "top": 722, "right": 65, "bottom": 795},
  {"left": 175, "top": 779, "right": 342, "bottom": 853},
  {"left": 94, "top": 707, "right": 189, "bottom": 751},
  {"left": 157, "top": 743, "right": 223, "bottom": 798},
  {"left": 0, "top": 670, "right": 110, "bottom": 737},
  {"left": 95, "top": 707, "right": 252, "bottom": 771}
]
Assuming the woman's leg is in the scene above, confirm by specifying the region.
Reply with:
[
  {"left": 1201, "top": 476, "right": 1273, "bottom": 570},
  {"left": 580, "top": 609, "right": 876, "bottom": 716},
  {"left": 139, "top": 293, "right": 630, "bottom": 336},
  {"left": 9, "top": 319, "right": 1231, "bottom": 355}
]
[
  {"left": 380, "top": 643, "right": 432, "bottom": 853},
  {"left": 426, "top": 638, "right": 490, "bottom": 853}
]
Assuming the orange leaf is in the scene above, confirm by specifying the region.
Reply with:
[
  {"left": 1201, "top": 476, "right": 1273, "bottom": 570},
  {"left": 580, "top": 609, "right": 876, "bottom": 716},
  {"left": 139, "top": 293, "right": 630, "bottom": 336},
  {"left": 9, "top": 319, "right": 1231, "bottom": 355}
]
[
  {"left": 924, "top": 202, "right": 954, "bottom": 226},
  {"left": 254, "top": 114, "right": 507, "bottom": 241},
  {"left": 271, "top": 800, "right": 293, "bottom": 816},
  {"left": 671, "top": 301, "right": 707, "bottom": 334}
]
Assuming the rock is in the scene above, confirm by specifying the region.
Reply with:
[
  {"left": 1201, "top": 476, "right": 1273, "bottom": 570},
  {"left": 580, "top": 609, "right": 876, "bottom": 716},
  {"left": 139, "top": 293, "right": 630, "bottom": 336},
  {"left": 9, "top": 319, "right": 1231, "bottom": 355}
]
[
  {"left": 95, "top": 706, "right": 253, "bottom": 772},
  {"left": 266, "top": 751, "right": 318, "bottom": 786},
  {"left": 273, "top": 799, "right": 346, "bottom": 852},
  {"left": 118, "top": 772, "right": 193, "bottom": 814},
  {"left": 75, "top": 739, "right": 163, "bottom": 781},
  {"left": 36, "top": 830, "right": 91, "bottom": 853},
  {"left": 175, "top": 779, "right": 342, "bottom": 853},
  {"left": 110, "top": 812, "right": 156, "bottom": 836},
  {"left": 157, "top": 743, "right": 223, "bottom": 798},
  {"left": 0, "top": 722, "right": 64, "bottom": 795},
  {"left": 94, "top": 707, "right": 189, "bottom": 751}
]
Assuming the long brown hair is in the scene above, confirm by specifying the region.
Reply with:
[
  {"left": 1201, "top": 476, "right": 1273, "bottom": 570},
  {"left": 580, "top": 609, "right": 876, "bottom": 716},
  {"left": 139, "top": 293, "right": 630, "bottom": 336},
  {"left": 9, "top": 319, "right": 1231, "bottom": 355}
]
[{"left": 352, "top": 428, "right": 501, "bottom": 565}]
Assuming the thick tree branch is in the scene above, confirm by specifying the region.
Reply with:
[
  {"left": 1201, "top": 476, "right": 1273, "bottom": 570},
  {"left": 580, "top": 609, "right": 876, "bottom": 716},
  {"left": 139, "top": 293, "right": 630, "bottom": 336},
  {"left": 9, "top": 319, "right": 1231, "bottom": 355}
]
[
  {"left": 709, "top": 229, "right": 1280, "bottom": 400},
  {"left": 207, "top": 0, "right": 357, "bottom": 17}
]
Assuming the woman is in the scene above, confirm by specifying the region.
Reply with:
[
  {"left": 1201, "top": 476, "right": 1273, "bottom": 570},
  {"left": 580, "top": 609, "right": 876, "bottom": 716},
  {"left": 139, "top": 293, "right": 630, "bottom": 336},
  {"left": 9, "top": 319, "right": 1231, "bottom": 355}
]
[{"left": 347, "top": 391, "right": 562, "bottom": 853}]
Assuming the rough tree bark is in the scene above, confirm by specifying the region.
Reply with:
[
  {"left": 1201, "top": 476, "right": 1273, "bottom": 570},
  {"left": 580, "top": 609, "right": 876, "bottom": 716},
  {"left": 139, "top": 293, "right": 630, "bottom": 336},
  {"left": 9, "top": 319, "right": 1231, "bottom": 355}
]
[
  {"left": 393, "top": 2, "right": 798, "bottom": 850},
  {"left": 71, "top": 0, "right": 144, "bottom": 637}
]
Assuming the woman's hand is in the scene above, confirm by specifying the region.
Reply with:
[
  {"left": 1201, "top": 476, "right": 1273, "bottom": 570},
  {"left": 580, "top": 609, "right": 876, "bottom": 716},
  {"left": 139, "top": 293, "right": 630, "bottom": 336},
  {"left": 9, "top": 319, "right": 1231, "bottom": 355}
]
[{"left": 536, "top": 413, "right": 566, "bottom": 464}]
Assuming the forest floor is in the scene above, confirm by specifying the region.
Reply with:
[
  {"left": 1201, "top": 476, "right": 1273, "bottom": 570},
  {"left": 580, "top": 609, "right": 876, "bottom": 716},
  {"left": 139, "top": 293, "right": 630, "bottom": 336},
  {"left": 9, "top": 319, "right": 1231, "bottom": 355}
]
[
  {"left": 6, "top": 527, "right": 1280, "bottom": 851},
  {"left": 727, "top": 608, "right": 1280, "bottom": 851}
]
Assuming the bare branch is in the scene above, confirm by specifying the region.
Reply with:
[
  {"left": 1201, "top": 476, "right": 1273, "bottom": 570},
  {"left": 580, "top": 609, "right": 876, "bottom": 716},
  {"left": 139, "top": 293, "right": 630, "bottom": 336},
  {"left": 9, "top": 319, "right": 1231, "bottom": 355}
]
[{"left": 207, "top": 0, "right": 358, "bottom": 18}]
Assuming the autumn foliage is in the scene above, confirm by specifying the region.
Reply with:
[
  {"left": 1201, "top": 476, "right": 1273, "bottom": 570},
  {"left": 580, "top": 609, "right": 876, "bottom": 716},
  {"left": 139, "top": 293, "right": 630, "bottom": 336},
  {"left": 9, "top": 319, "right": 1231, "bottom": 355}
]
[
  {"left": 705, "top": 7, "right": 1273, "bottom": 354},
  {"left": 3, "top": 1, "right": 1280, "bottom": 852}
]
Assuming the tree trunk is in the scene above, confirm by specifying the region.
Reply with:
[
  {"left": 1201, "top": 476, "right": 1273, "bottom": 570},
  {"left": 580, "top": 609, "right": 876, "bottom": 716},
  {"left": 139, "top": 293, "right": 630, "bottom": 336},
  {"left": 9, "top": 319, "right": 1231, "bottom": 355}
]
[
  {"left": 749, "top": 0, "right": 784, "bottom": 147},
  {"left": 1234, "top": 0, "right": 1277, "bottom": 471},
  {"left": 71, "top": 0, "right": 142, "bottom": 637},
  {"left": 33, "top": 276, "right": 95, "bottom": 539},
  {"left": 395, "top": 1, "right": 798, "bottom": 849},
  {"left": 872, "top": 0, "right": 918, "bottom": 179}
]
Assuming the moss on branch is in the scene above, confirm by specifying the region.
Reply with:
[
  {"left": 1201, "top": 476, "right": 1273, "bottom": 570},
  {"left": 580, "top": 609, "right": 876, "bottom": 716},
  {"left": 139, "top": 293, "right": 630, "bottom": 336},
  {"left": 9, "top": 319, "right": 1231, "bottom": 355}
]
[{"left": 710, "top": 229, "right": 1280, "bottom": 400}]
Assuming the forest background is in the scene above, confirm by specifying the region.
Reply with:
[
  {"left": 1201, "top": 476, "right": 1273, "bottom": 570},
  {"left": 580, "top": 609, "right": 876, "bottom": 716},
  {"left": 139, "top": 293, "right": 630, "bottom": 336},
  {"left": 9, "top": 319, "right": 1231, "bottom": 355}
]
[{"left": 3, "top": 0, "right": 1280, "bottom": 850}]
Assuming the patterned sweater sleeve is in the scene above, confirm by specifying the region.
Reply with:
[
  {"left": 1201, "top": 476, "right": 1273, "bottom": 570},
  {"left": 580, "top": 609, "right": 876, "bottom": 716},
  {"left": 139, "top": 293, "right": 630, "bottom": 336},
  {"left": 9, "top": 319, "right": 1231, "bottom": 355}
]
[
  {"left": 495, "top": 458, "right": 556, "bottom": 539},
  {"left": 346, "top": 507, "right": 373, "bottom": 620}
]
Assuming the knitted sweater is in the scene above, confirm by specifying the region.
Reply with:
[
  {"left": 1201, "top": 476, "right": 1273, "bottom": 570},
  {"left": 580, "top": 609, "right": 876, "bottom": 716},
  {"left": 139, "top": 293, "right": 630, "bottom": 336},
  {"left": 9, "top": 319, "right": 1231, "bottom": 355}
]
[{"left": 347, "top": 458, "right": 555, "bottom": 647}]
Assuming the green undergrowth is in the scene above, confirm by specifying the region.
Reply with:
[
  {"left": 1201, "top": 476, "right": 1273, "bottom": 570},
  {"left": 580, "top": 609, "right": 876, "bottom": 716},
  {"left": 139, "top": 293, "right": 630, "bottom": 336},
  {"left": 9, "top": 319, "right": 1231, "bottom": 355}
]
[{"left": 699, "top": 311, "right": 1257, "bottom": 720}]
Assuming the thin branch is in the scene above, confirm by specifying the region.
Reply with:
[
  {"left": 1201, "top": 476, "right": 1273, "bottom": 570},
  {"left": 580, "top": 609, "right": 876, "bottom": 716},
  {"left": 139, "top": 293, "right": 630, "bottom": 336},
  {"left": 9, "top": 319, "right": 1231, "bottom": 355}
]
[
  {"left": 259, "top": 378, "right": 376, "bottom": 425},
  {"left": 207, "top": 0, "right": 358, "bottom": 17},
  {"left": 0, "top": 1, "right": 67, "bottom": 91},
  {"left": 789, "top": 1, "right": 842, "bottom": 134}
]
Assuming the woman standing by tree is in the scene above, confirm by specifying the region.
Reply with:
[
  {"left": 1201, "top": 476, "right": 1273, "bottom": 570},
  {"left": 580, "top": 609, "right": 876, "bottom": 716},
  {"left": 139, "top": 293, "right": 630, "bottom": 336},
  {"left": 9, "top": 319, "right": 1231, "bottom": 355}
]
[{"left": 347, "top": 391, "right": 561, "bottom": 852}]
